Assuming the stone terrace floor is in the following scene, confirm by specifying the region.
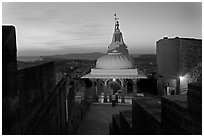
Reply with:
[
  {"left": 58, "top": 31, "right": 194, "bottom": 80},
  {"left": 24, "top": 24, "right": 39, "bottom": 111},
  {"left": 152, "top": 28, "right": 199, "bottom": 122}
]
[{"left": 76, "top": 103, "right": 131, "bottom": 135}]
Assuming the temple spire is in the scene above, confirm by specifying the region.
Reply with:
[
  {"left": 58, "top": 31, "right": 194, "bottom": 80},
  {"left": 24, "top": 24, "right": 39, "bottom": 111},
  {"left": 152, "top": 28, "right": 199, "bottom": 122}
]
[
  {"left": 114, "top": 13, "right": 119, "bottom": 31},
  {"left": 107, "top": 14, "right": 129, "bottom": 55}
]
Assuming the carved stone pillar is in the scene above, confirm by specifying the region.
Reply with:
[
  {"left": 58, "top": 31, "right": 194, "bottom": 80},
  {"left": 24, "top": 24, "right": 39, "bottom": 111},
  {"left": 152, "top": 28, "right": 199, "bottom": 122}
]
[
  {"left": 90, "top": 79, "right": 97, "bottom": 101},
  {"left": 104, "top": 85, "right": 108, "bottom": 103},
  {"left": 102, "top": 79, "right": 109, "bottom": 103},
  {"left": 120, "top": 79, "right": 125, "bottom": 103},
  {"left": 133, "top": 79, "right": 138, "bottom": 97}
]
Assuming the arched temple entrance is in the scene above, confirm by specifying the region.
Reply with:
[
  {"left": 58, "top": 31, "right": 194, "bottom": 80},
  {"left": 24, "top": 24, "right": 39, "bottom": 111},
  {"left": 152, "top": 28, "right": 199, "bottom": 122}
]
[
  {"left": 126, "top": 79, "right": 134, "bottom": 93},
  {"left": 107, "top": 79, "right": 121, "bottom": 94}
]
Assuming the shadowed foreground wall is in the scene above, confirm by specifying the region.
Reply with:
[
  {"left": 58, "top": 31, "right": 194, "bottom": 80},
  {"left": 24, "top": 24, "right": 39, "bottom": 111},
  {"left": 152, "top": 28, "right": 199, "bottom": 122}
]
[
  {"left": 2, "top": 25, "right": 18, "bottom": 134},
  {"left": 2, "top": 26, "right": 64, "bottom": 134},
  {"left": 110, "top": 82, "right": 201, "bottom": 135},
  {"left": 2, "top": 25, "right": 90, "bottom": 134},
  {"left": 3, "top": 59, "right": 69, "bottom": 134},
  {"left": 16, "top": 62, "right": 67, "bottom": 134}
]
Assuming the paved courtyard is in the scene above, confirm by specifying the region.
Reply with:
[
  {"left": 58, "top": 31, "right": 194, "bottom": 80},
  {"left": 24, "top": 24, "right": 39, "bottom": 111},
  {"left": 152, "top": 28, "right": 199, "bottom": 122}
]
[{"left": 77, "top": 103, "right": 131, "bottom": 135}]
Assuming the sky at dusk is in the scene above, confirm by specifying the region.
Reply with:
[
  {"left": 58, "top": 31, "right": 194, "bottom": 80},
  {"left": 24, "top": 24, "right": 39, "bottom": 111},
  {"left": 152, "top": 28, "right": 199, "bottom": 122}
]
[{"left": 2, "top": 2, "right": 202, "bottom": 56}]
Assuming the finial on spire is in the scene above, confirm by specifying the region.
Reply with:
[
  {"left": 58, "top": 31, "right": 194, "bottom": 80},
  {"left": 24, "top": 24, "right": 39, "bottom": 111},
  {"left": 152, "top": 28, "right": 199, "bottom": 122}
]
[{"left": 114, "top": 13, "right": 119, "bottom": 30}]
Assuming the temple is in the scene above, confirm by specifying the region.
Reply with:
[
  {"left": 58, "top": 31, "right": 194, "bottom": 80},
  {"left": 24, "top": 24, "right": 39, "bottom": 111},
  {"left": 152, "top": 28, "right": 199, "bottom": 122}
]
[{"left": 81, "top": 14, "right": 147, "bottom": 103}]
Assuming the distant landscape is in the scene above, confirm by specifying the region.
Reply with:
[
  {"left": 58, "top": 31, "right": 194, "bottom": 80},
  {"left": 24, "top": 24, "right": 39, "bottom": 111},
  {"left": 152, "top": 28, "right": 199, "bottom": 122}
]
[
  {"left": 17, "top": 52, "right": 156, "bottom": 76},
  {"left": 17, "top": 52, "right": 155, "bottom": 62}
]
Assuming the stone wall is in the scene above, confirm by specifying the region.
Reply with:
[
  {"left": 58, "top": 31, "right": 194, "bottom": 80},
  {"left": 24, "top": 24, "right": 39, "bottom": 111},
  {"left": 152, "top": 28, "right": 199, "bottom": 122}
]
[
  {"left": 22, "top": 78, "right": 68, "bottom": 134},
  {"left": 3, "top": 25, "right": 91, "bottom": 135},
  {"left": 2, "top": 26, "right": 19, "bottom": 134},
  {"left": 67, "top": 100, "right": 90, "bottom": 134},
  {"left": 18, "top": 62, "right": 56, "bottom": 120},
  {"left": 111, "top": 114, "right": 121, "bottom": 135},
  {"left": 110, "top": 82, "right": 201, "bottom": 135},
  {"left": 119, "top": 110, "right": 132, "bottom": 134},
  {"left": 156, "top": 38, "right": 202, "bottom": 78},
  {"left": 187, "top": 82, "right": 202, "bottom": 134},
  {"left": 161, "top": 95, "right": 191, "bottom": 134},
  {"left": 132, "top": 97, "right": 161, "bottom": 135},
  {"left": 156, "top": 38, "right": 202, "bottom": 96},
  {"left": 161, "top": 86, "right": 201, "bottom": 135},
  {"left": 180, "top": 39, "right": 202, "bottom": 75},
  {"left": 156, "top": 38, "right": 180, "bottom": 77},
  {"left": 3, "top": 59, "right": 69, "bottom": 134},
  {"left": 4, "top": 62, "right": 89, "bottom": 135}
]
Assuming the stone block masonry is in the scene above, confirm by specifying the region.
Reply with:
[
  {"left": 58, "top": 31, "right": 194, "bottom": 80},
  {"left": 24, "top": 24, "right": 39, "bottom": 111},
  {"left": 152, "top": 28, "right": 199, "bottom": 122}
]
[
  {"left": 119, "top": 110, "right": 132, "bottom": 134},
  {"left": 21, "top": 78, "right": 67, "bottom": 134},
  {"left": 18, "top": 61, "right": 56, "bottom": 114},
  {"left": 161, "top": 95, "right": 191, "bottom": 134},
  {"left": 161, "top": 88, "right": 202, "bottom": 135},
  {"left": 111, "top": 84, "right": 201, "bottom": 135},
  {"left": 156, "top": 37, "right": 201, "bottom": 96},
  {"left": 187, "top": 82, "right": 202, "bottom": 134},
  {"left": 3, "top": 59, "right": 68, "bottom": 134},
  {"left": 111, "top": 114, "right": 121, "bottom": 135},
  {"left": 4, "top": 58, "right": 88, "bottom": 134},
  {"left": 187, "top": 82, "right": 202, "bottom": 122},
  {"left": 2, "top": 25, "right": 90, "bottom": 134},
  {"left": 2, "top": 26, "right": 19, "bottom": 134},
  {"left": 180, "top": 39, "right": 202, "bottom": 74},
  {"left": 132, "top": 97, "right": 162, "bottom": 135}
]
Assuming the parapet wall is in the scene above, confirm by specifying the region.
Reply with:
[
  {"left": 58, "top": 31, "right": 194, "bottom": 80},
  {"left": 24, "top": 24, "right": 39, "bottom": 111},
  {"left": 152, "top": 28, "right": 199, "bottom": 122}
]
[
  {"left": 2, "top": 26, "right": 19, "bottom": 134},
  {"left": 2, "top": 25, "right": 65, "bottom": 134},
  {"left": 2, "top": 25, "right": 91, "bottom": 135},
  {"left": 18, "top": 61, "right": 56, "bottom": 108},
  {"left": 21, "top": 78, "right": 67, "bottom": 134},
  {"left": 161, "top": 95, "right": 190, "bottom": 134},
  {"left": 132, "top": 97, "right": 161, "bottom": 135},
  {"left": 3, "top": 60, "right": 69, "bottom": 134},
  {"left": 187, "top": 82, "right": 202, "bottom": 134},
  {"left": 111, "top": 82, "right": 201, "bottom": 135}
]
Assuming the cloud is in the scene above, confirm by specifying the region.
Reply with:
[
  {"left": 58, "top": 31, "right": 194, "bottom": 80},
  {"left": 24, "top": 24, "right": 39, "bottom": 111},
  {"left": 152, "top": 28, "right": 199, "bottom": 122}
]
[
  {"left": 3, "top": 2, "right": 202, "bottom": 56},
  {"left": 8, "top": 5, "right": 111, "bottom": 53}
]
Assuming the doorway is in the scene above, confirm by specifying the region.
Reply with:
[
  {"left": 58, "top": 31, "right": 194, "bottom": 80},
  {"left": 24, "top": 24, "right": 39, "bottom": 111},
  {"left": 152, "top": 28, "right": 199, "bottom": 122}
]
[
  {"left": 126, "top": 79, "right": 133, "bottom": 93},
  {"left": 107, "top": 79, "right": 121, "bottom": 94}
]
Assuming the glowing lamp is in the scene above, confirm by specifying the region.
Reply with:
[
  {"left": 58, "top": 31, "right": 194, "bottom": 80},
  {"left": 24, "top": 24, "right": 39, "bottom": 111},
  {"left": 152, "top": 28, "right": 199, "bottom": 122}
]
[
  {"left": 113, "top": 78, "right": 116, "bottom": 82},
  {"left": 179, "top": 76, "right": 184, "bottom": 81}
]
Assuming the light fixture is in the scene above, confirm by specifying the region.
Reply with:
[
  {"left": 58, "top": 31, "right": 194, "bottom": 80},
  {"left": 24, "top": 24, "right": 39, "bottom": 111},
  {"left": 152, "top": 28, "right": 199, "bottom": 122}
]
[
  {"left": 113, "top": 78, "right": 116, "bottom": 82},
  {"left": 179, "top": 76, "right": 184, "bottom": 81}
]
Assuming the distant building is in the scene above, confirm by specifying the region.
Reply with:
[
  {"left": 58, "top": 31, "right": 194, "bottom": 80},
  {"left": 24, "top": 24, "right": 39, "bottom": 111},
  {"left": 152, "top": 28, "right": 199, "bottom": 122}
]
[{"left": 156, "top": 37, "right": 202, "bottom": 96}]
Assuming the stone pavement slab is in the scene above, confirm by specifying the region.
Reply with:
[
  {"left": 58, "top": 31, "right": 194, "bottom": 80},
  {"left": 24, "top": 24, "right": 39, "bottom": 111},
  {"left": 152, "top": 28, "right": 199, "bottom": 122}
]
[{"left": 77, "top": 103, "right": 131, "bottom": 135}]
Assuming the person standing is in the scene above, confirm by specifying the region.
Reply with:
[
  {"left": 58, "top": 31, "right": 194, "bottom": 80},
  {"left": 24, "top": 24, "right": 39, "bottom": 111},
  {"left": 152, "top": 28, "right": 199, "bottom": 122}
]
[
  {"left": 115, "top": 92, "right": 118, "bottom": 103},
  {"left": 112, "top": 93, "right": 116, "bottom": 107}
]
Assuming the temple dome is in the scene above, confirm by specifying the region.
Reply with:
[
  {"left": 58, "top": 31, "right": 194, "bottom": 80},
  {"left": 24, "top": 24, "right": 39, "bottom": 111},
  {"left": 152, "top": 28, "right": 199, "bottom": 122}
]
[{"left": 96, "top": 52, "right": 135, "bottom": 70}]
